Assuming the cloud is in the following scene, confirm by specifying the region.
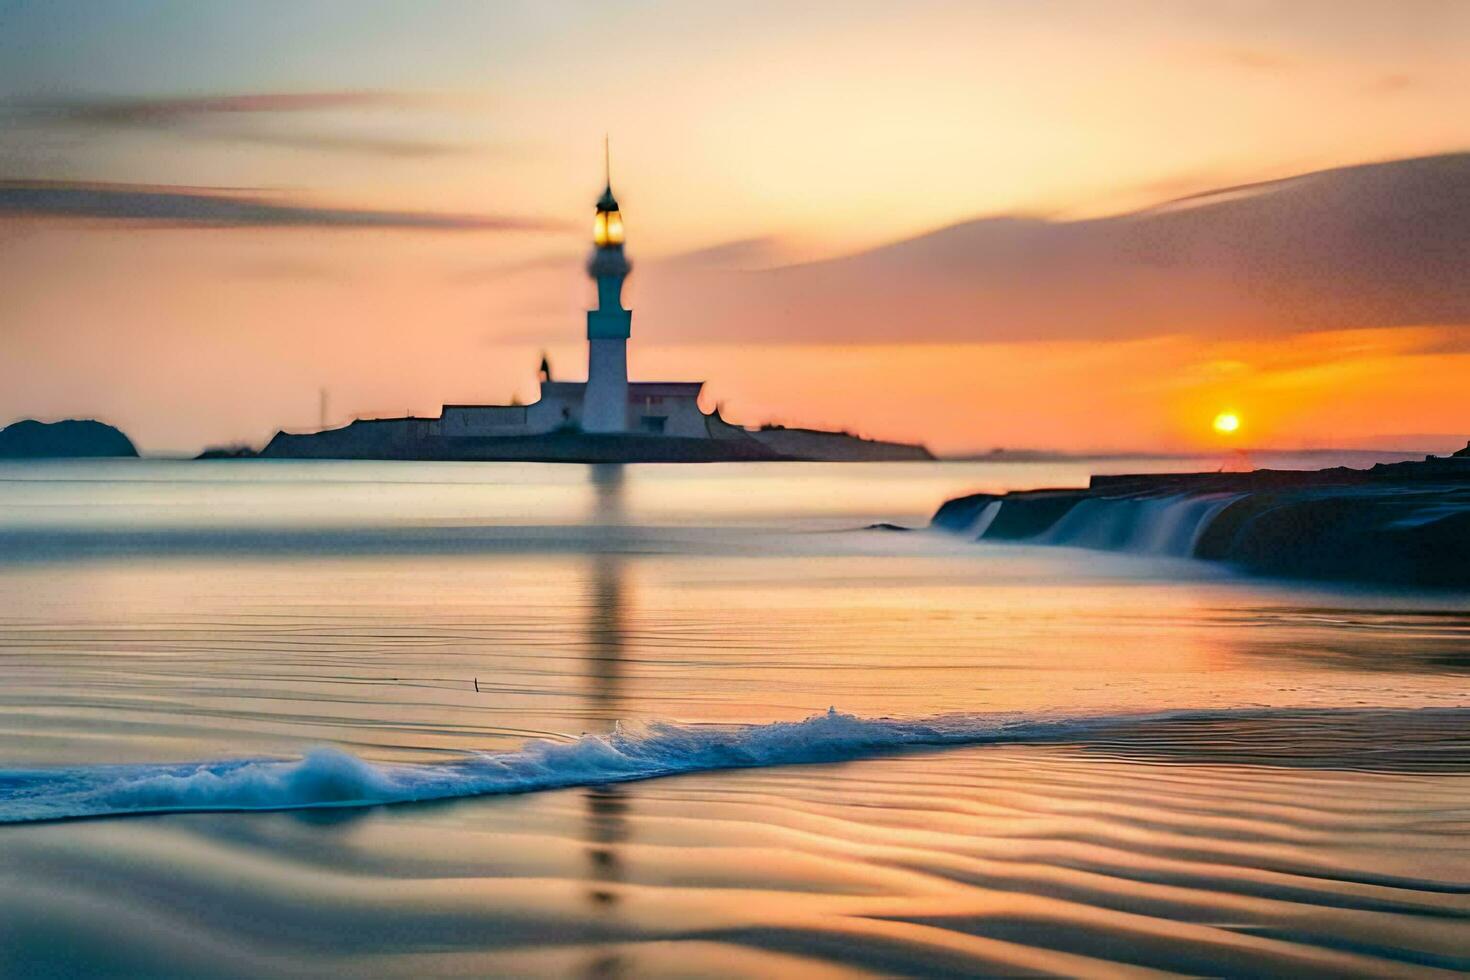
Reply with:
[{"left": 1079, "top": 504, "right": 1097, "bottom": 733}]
[
  {"left": 633, "top": 153, "right": 1470, "bottom": 346},
  {"left": 659, "top": 237, "right": 794, "bottom": 272},
  {"left": 7, "top": 91, "right": 475, "bottom": 158},
  {"left": 206, "top": 129, "right": 467, "bottom": 159},
  {"left": 1404, "top": 327, "right": 1470, "bottom": 355},
  {"left": 0, "top": 180, "right": 569, "bottom": 232},
  {"left": 19, "top": 91, "right": 407, "bottom": 123}
]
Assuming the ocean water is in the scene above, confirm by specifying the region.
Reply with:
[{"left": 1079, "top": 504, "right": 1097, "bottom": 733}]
[{"left": 1, "top": 457, "right": 1467, "bottom": 976}]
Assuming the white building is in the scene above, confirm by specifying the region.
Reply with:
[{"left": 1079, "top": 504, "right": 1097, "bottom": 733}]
[
  {"left": 439, "top": 380, "right": 708, "bottom": 439},
  {"left": 436, "top": 169, "right": 710, "bottom": 439}
]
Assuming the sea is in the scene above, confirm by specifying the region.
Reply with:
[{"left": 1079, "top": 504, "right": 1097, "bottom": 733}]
[{"left": 1, "top": 456, "right": 1467, "bottom": 977}]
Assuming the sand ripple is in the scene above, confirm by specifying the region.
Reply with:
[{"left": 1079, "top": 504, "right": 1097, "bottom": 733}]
[{"left": 3, "top": 721, "right": 1467, "bottom": 977}]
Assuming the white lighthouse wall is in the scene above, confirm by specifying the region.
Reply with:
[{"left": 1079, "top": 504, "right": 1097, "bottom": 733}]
[{"left": 582, "top": 338, "right": 629, "bottom": 433}]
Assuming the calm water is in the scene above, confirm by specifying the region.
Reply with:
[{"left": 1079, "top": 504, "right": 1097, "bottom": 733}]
[{"left": 1, "top": 458, "right": 1467, "bottom": 976}]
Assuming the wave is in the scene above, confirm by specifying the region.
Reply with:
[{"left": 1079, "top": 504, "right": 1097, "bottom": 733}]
[{"left": 2, "top": 707, "right": 1463, "bottom": 824}]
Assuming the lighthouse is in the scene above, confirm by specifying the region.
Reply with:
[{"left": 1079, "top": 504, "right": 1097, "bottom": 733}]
[
  {"left": 582, "top": 155, "right": 632, "bottom": 434},
  {"left": 264, "top": 149, "right": 932, "bottom": 460}
]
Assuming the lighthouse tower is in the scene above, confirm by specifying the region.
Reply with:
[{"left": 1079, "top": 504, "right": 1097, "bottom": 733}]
[{"left": 582, "top": 154, "right": 631, "bottom": 434}]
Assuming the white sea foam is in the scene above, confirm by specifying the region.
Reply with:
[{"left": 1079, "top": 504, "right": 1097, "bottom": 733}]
[{"left": 0, "top": 706, "right": 1452, "bottom": 824}]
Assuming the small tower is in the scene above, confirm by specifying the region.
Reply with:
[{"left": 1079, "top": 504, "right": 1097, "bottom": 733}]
[{"left": 582, "top": 143, "right": 631, "bottom": 434}]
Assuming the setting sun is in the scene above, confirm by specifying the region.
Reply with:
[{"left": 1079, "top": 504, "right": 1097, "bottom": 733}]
[{"left": 1213, "top": 412, "right": 1241, "bottom": 435}]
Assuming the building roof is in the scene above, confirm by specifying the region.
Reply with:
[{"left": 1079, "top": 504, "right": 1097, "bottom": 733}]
[
  {"left": 628, "top": 381, "right": 704, "bottom": 396},
  {"left": 541, "top": 380, "right": 704, "bottom": 398},
  {"left": 441, "top": 403, "right": 526, "bottom": 410}
]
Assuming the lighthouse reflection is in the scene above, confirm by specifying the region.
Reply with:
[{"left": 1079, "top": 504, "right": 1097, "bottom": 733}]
[
  {"left": 581, "top": 464, "right": 631, "bottom": 976},
  {"left": 585, "top": 463, "right": 628, "bottom": 727}
]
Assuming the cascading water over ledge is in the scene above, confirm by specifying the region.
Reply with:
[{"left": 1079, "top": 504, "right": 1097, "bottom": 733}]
[
  {"left": 934, "top": 490, "right": 1240, "bottom": 558},
  {"left": 931, "top": 456, "right": 1470, "bottom": 587}
]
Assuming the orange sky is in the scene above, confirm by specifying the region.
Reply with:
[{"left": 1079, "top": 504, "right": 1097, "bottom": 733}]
[{"left": 1, "top": 1, "right": 1467, "bottom": 454}]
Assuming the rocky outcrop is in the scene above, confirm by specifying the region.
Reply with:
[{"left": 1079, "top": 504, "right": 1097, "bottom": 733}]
[
  {"left": 933, "top": 450, "right": 1470, "bottom": 588},
  {"left": 196, "top": 445, "right": 259, "bottom": 459},
  {"left": 1193, "top": 488, "right": 1469, "bottom": 586},
  {"left": 0, "top": 419, "right": 137, "bottom": 458}
]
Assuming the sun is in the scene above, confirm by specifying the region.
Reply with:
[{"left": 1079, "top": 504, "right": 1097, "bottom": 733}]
[{"left": 1212, "top": 411, "right": 1241, "bottom": 435}]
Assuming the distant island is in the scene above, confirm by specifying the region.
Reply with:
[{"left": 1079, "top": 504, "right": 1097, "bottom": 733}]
[
  {"left": 205, "top": 416, "right": 932, "bottom": 463},
  {"left": 200, "top": 163, "right": 931, "bottom": 465},
  {"left": 933, "top": 442, "right": 1470, "bottom": 587},
  {"left": 0, "top": 419, "right": 137, "bottom": 459}
]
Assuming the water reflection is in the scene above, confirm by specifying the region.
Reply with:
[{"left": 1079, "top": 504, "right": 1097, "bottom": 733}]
[
  {"left": 1069, "top": 709, "right": 1470, "bottom": 773},
  {"left": 1217, "top": 605, "right": 1470, "bottom": 674},
  {"left": 585, "top": 464, "right": 628, "bottom": 726},
  {"left": 582, "top": 465, "right": 630, "bottom": 977}
]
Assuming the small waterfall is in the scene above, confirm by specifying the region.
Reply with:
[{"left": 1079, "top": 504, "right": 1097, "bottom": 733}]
[
  {"left": 1130, "top": 494, "right": 1243, "bottom": 556},
  {"left": 1027, "top": 493, "right": 1241, "bottom": 557},
  {"left": 965, "top": 500, "right": 1003, "bottom": 539}
]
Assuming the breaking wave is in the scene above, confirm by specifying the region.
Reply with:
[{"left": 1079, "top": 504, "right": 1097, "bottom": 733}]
[{"left": 2, "top": 707, "right": 1463, "bottom": 824}]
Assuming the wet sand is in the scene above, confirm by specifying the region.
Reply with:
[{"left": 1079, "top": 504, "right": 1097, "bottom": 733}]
[{"left": 5, "top": 728, "right": 1468, "bottom": 977}]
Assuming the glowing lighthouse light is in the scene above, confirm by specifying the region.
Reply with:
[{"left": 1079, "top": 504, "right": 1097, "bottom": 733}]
[
  {"left": 593, "top": 208, "right": 624, "bottom": 246},
  {"left": 1213, "top": 411, "right": 1241, "bottom": 435}
]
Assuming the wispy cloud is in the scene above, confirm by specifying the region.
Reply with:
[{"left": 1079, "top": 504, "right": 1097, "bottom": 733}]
[
  {"left": 19, "top": 91, "right": 407, "bottom": 123},
  {"left": 659, "top": 237, "right": 795, "bottom": 272},
  {"left": 207, "top": 129, "right": 467, "bottom": 159},
  {"left": 0, "top": 180, "right": 569, "bottom": 232},
  {"left": 7, "top": 91, "right": 476, "bottom": 158},
  {"left": 632, "top": 153, "right": 1470, "bottom": 346}
]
